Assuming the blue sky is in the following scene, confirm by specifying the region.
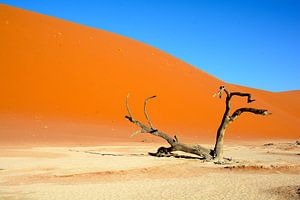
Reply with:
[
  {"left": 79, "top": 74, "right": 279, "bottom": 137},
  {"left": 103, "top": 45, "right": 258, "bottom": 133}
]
[{"left": 1, "top": 0, "right": 299, "bottom": 92}]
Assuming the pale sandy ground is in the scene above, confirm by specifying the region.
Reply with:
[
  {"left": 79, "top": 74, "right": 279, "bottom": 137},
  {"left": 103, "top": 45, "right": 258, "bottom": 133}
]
[{"left": 0, "top": 141, "right": 299, "bottom": 200}]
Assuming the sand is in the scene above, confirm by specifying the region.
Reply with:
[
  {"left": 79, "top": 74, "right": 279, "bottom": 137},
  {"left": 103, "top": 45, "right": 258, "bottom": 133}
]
[
  {"left": 1, "top": 141, "right": 299, "bottom": 200},
  {"left": 0, "top": 4, "right": 299, "bottom": 200},
  {"left": 0, "top": 3, "right": 299, "bottom": 145}
]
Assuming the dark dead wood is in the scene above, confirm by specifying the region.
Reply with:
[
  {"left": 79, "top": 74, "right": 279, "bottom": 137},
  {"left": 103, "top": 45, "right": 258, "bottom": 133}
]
[
  {"left": 125, "top": 86, "right": 270, "bottom": 162},
  {"left": 126, "top": 94, "right": 133, "bottom": 119},
  {"left": 125, "top": 95, "right": 213, "bottom": 160},
  {"left": 149, "top": 151, "right": 205, "bottom": 160},
  {"left": 229, "top": 108, "right": 270, "bottom": 122},
  {"left": 213, "top": 86, "right": 270, "bottom": 160},
  {"left": 144, "top": 95, "right": 157, "bottom": 130}
]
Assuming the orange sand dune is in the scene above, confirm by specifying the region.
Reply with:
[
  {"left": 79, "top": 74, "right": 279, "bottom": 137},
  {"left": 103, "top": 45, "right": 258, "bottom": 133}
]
[{"left": 0, "top": 4, "right": 299, "bottom": 145}]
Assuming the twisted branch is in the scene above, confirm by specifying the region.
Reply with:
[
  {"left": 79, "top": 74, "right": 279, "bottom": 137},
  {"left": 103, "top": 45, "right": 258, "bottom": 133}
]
[
  {"left": 213, "top": 86, "right": 270, "bottom": 160},
  {"left": 125, "top": 95, "right": 213, "bottom": 159},
  {"left": 126, "top": 94, "right": 133, "bottom": 120},
  {"left": 125, "top": 86, "right": 270, "bottom": 161},
  {"left": 229, "top": 92, "right": 256, "bottom": 103},
  {"left": 229, "top": 108, "right": 271, "bottom": 122},
  {"left": 144, "top": 95, "right": 157, "bottom": 130}
]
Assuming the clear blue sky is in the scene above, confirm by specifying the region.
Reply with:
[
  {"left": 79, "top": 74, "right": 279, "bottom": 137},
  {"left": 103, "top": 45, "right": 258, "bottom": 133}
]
[{"left": 1, "top": 0, "right": 299, "bottom": 92}]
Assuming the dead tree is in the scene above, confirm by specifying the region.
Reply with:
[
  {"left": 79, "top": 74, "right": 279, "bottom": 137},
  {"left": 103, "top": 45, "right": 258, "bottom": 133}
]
[
  {"left": 212, "top": 86, "right": 270, "bottom": 160},
  {"left": 125, "top": 86, "right": 270, "bottom": 161}
]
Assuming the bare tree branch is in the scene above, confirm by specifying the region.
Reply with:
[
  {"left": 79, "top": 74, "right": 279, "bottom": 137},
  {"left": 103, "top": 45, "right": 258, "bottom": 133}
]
[
  {"left": 229, "top": 92, "right": 256, "bottom": 103},
  {"left": 174, "top": 135, "right": 179, "bottom": 143},
  {"left": 125, "top": 95, "right": 213, "bottom": 159},
  {"left": 125, "top": 86, "right": 269, "bottom": 162},
  {"left": 130, "top": 129, "right": 143, "bottom": 137},
  {"left": 126, "top": 94, "right": 133, "bottom": 120},
  {"left": 213, "top": 86, "right": 225, "bottom": 98},
  {"left": 144, "top": 95, "right": 157, "bottom": 130},
  {"left": 229, "top": 108, "right": 271, "bottom": 122},
  {"left": 213, "top": 86, "right": 269, "bottom": 160}
]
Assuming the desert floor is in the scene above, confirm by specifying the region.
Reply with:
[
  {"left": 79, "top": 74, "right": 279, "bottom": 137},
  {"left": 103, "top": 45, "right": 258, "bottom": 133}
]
[{"left": 0, "top": 141, "right": 299, "bottom": 200}]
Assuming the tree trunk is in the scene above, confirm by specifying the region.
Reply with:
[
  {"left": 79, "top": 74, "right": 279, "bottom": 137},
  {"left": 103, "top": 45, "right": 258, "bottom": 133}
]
[
  {"left": 212, "top": 87, "right": 270, "bottom": 160},
  {"left": 214, "top": 121, "right": 228, "bottom": 160},
  {"left": 125, "top": 86, "right": 270, "bottom": 162},
  {"left": 213, "top": 91, "right": 231, "bottom": 160},
  {"left": 125, "top": 94, "right": 213, "bottom": 160}
]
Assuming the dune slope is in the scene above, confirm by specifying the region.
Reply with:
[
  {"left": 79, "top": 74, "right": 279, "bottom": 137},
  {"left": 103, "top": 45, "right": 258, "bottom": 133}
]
[{"left": 0, "top": 4, "right": 299, "bottom": 145}]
